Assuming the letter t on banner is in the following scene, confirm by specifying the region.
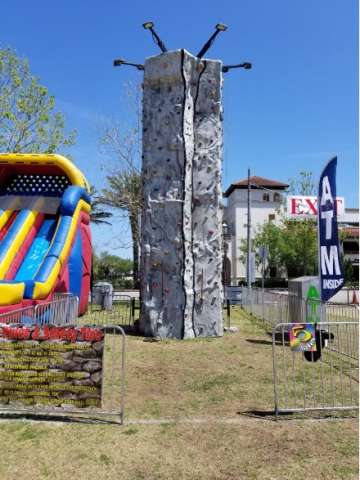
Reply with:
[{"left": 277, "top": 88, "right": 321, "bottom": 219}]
[{"left": 318, "top": 157, "right": 344, "bottom": 302}]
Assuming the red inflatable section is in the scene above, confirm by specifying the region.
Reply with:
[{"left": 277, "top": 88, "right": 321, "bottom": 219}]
[
  {"left": 80, "top": 213, "right": 92, "bottom": 315},
  {"left": 0, "top": 154, "right": 93, "bottom": 318}
]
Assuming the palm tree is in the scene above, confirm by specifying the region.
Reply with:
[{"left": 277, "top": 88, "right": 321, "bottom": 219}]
[
  {"left": 100, "top": 171, "right": 141, "bottom": 288},
  {"left": 89, "top": 186, "right": 112, "bottom": 226}
]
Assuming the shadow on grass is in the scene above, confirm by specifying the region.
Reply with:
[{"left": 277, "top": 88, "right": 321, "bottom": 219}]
[
  {"left": 245, "top": 338, "right": 290, "bottom": 346},
  {"left": 0, "top": 411, "right": 123, "bottom": 425},
  {"left": 237, "top": 409, "right": 278, "bottom": 421},
  {"left": 246, "top": 339, "right": 273, "bottom": 346},
  {"left": 238, "top": 409, "right": 359, "bottom": 421}
]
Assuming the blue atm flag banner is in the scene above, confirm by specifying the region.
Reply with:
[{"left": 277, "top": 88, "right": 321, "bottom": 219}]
[{"left": 318, "top": 157, "right": 344, "bottom": 302}]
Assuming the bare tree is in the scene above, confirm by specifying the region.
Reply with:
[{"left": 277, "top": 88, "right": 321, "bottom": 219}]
[
  {"left": 287, "top": 171, "right": 316, "bottom": 196},
  {"left": 98, "top": 83, "right": 142, "bottom": 287}
]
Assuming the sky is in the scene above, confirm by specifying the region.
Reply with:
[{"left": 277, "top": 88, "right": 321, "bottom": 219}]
[{"left": 2, "top": 0, "right": 358, "bottom": 258}]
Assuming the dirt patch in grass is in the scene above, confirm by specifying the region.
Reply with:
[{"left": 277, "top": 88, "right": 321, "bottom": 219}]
[{"left": 124, "top": 309, "right": 280, "bottom": 419}]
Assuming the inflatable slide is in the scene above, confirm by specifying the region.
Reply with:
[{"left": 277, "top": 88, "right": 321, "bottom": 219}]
[{"left": 0, "top": 154, "right": 92, "bottom": 315}]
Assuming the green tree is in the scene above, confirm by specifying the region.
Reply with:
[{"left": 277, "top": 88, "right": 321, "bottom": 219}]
[
  {"left": 343, "top": 258, "right": 354, "bottom": 285},
  {"left": 279, "top": 218, "right": 318, "bottom": 276},
  {"left": 0, "top": 48, "right": 75, "bottom": 153},
  {"left": 282, "top": 170, "right": 318, "bottom": 275},
  {"left": 240, "top": 218, "right": 318, "bottom": 279},
  {"left": 240, "top": 171, "right": 319, "bottom": 279},
  {"left": 239, "top": 222, "right": 283, "bottom": 276},
  {"left": 253, "top": 222, "right": 283, "bottom": 275},
  {"left": 93, "top": 251, "right": 133, "bottom": 288}
]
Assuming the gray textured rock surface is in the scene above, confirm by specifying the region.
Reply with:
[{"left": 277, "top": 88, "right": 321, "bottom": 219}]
[
  {"left": 140, "top": 50, "right": 224, "bottom": 339},
  {"left": 192, "top": 59, "right": 223, "bottom": 337}
]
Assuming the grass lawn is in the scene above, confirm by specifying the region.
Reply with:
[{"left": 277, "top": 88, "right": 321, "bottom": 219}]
[
  {"left": 0, "top": 308, "right": 358, "bottom": 480},
  {"left": 124, "top": 309, "right": 278, "bottom": 419}
]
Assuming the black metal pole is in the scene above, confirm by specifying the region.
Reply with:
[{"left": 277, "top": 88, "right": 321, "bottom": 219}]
[
  {"left": 247, "top": 168, "right": 252, "bottom": 288},
  {"left": 197, "top": 30, "right": 221, "bottom": 58},
  {"left": 227, "top": 298, "right": 231, "bottom": 328},
  {"left": 149, "top": 27, "right": 167, "bottom": 53},
  {"left": 196, "top": 24, "right": 227, "bottom": 58}
]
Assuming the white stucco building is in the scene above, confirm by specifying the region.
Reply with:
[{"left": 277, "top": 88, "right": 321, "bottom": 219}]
[
  {"left": 223, "top": 176, "right": 359, "bottom": 285},
  {"left": 223, "top": 176, "right": 289, "bottom": 283}
]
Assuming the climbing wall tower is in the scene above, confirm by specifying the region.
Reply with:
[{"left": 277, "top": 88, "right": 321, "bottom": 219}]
[{"left": 140, "top": 49, "right": 223, "bottom": 338}]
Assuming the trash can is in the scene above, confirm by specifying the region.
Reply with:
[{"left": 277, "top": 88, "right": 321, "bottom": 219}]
[
  {"left": 92, "top": 282, "right": 113, "bottom": 310},
  {"left": 288, "top": 276, "right": 323, "bottom": 324}
]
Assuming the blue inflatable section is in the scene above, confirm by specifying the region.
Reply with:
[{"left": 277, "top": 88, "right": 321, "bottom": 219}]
[
  {"left": 23, "top": 215, "right": 73, "bottom": 299},
  {"left": 68, "top": 229, "right": 83, "bottom": 300},
  {"left": 15, "top": 218, "right": 56, "bottom": 282},
  {"left": 0, "top": 210, "right": 30, "bottom": 262},
  {"left": 60, "top": 186, "right": 90, "bottom": 216}
]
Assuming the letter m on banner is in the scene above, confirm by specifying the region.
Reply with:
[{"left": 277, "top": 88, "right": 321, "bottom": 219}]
[{"left": 318, "top": 157, "right": 344, "bottom": 301}]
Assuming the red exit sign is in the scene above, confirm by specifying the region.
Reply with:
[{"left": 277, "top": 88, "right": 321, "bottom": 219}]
[{"left": 286, "top": 196, "right": 345, "bottom": 217}]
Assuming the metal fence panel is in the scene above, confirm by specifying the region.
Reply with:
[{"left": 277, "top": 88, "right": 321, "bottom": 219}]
[
  {"left": 227, "top": 288, "right": 359, "bottom": 415},
  {"left": 231, "top": 287, "right": 359, "bottom": 328},
  {"left": 239, "top": 287, "right": 295, "bottom": 326},
  {"left": 0, "top": 295, "right": 79, "bottom": 326},
  {"left": 85, "top": 295, "right": 135, "bottom": 327},
  {"left": 0, "top": 306, "right": 36, "bottom": 324},
  {"left": 35, "top": 295, "right": 79, "bottom": 325},
  {"left": 272, "top": 321, "right": 359, "bottom": 415}
]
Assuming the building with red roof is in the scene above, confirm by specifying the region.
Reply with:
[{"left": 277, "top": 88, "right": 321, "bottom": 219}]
[{"left": 223, "top": 175, "right": 358, "bottom": 284}]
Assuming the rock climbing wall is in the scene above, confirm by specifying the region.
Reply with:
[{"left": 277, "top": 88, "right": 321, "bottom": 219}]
[
  {"left": 140, "top": 49, "right": 223, "bottom": 339},
  {"left": 192, "top": 59, "right": 224, "bottom": 337}
]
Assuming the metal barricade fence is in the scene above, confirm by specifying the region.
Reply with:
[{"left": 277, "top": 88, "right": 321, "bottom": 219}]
[
  {"left": 301, "top": 300, "right": 359, "bottom": 361},
  {"left": 322, "top": 303, "right": 359, "bottom": 360},
  {"left": 239, "top": 287, "right": 294, "bottom": 326},
  {"left": 35, "top": 295, "right": 79, "bottom": 325},
  {"left": 87, "top": 323, "right": 126, "bottom": 423},
  {"left": 0, "top": 294, "right": 127, "bottom": 423},
  {"left": 235, "top": 287, "right": 359, "bottom": 327},
  {"left": 229, "top": 288, "right": 359, "bottom": 414},
  {"left": 0, "top": 295, "right": 79, "bottom": 326},
  {"left": 0, "top": 293, "right": 136, "bottom": 328},
  {"left": 324, "top": 302, "right": 359, "bottom": 322},
  {"left": 86, "top": 295, "right": 135, "bottom": 327},
  {"left": 272, "top": 321, "right": 359, "bottom": 415},
  {"left": 0, "top": 306, "right": 36, "bottom": 325},
  {"left": 0, "top": 296, "right": 79, "bottom": 326}
]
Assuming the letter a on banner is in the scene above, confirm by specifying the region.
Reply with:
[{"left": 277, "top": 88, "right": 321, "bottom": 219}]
[{"left": 318, "top": 157, "right": 344, "bottom": 301}]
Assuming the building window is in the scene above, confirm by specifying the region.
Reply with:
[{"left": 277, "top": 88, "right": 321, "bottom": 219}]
[
  {"left": 270, "top": 266, "right": 277, "bottom": 278},
  {"left": 268, "top": 214, "right": 275, "bottom": 222},
  {"left": 273, "top": 192, "right": 281, "bottom": 202},
  {"left": 263, "top": 193, "right": 270, "bottom": 202},
  {"left": 343, "top": 241, "right": 359, "bottom": 255}
]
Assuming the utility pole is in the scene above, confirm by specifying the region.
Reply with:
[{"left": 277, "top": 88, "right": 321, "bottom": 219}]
[{"left": 247, "top": 168, "right": 252, "bottom": 289}]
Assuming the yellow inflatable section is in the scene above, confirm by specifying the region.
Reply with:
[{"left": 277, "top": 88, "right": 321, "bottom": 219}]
[
  {"left": 0, "top": 210, "right": 39, "bottom": 278},
  {"left": 0, "top": 153, "right": 90, "bottom": 192},
  {"left": 32, "top": 199, "right": 91, "bottom": 299},
  {"left": 0, "top": 210, "right": 13, "bottom": 230},
  {"left": 0, "top": 153, "right": 92, "bottom": 308}
]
